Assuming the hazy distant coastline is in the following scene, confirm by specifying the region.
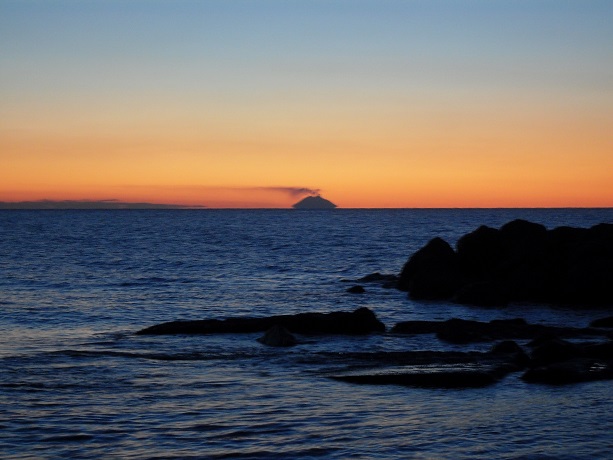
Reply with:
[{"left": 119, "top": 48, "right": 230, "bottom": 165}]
[{"left": 0, "top": 200, "right": 204, "bottom": 210}]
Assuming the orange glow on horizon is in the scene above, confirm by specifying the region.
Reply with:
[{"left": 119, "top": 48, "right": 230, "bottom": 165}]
[{"left": 2, "top": 85, "right": 612, "bottom": 209}]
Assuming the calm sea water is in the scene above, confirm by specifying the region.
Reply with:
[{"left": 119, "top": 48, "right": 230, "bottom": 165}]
[{"left": 1, "top": 209, "right": 612, "bottom": 459}]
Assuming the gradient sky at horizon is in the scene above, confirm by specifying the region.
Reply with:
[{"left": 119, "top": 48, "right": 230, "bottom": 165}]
[{"left": 1, "top": 0, "right": 612, "bottom": 208}]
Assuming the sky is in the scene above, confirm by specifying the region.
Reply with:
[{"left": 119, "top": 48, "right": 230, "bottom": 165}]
[{"left": 1, "top": 0, "right": 612, "bottom": 208}]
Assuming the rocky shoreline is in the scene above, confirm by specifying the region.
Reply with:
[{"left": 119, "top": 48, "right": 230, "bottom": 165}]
[
  {"left": 137, "top": 219, "right": 613, "bottom": 388},
  {"left": 137, "top": 306, "right": 613, "bottom": 388}
]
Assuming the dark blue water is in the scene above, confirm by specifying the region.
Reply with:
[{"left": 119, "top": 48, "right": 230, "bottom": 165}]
[{"left": 1, "top": 209, "right": 612, "bottom": 459}]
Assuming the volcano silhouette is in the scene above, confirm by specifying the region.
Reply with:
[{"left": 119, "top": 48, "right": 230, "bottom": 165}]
[{"left": 292, "top": 195, "right": 337, "bottom": 210}]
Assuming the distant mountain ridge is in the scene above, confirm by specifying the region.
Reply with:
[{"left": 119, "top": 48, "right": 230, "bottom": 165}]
[
  {"left": 0, "top": 200, "right": 202, "bottom": 210},
  {"left": 292, "top": 195, "right": 337, "bottom": 209}
]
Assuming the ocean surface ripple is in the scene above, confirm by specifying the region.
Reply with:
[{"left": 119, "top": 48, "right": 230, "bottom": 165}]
[{"left": 1, "top": 209, "right": 612, "bottom": 459}]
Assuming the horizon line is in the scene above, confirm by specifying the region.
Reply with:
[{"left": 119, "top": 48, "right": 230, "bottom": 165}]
[{"left": 0, "top": 200, "right": 611, "bottom": 211}]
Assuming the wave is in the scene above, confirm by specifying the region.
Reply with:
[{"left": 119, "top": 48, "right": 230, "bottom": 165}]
[
  {"left": 49, "top": 349, "right": 259, "bottom": 362},
  {"left": 118, "top": 276, "right": 197, "bottom": 287}
]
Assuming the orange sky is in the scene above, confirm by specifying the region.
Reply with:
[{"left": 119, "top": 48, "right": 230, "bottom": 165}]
[{"left": 1, "top": 1, "right": 612, "bottom": 208}]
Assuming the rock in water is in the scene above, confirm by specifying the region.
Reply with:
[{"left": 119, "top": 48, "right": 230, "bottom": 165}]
[
  {"left": 257, "top": 325, "right": 297, "bottom": 347},
  {"left": 590, "top": 316, "right": 613, "bottom": 328},
  {"left": 396, "top": 220, "right": 613, "bottom": 307},
  {"left": 346, "top": 285, "right": 366, "bottom": 294},
  {"left": 396, "top": 237, "right": 460, "bottom": 299},
  {"left": 292, "top": 195, "right": 337, "bottom": 209},
  {"left": 136, "top": 307, "right": 385, "bottom": 335}
]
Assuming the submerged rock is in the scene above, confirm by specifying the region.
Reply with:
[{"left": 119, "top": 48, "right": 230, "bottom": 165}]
[
  {"left": 520, "top": 338, "right": 613, "bottom": 384},
  {"left": 327, "top": 335, "right": 613, "bottom": 388},
  {"left": 491, "top": 340, "right": 531, "bottom": 367},
  {"left": 331, "top": 368, "right": 500, "bottom": 389},
  {"left": 257, "top": 325, "right": 297, "bottom": 347},
  {"left": 528, "top": 337, "right": 579, "bottom": 365},
  {"left": 137, "top": 307, "right": 385, "bottom": 336},
  {"left": 328, "top": 348, "right": 527, "bottom": 389},
  {"left": 346, "top": 285, "right": 366, "bottom": 294},
  {"left": 391, "top": 317, "right": 607, "bottom": 344},
  {"left": 356, "top": 273, "right": 399, "bottom": 284},
  {"left": 590, "top": 316, "right": 613, "bottom": 328},
  {"left": 521, "top": 359, "right": 613, "bottom": 384}
]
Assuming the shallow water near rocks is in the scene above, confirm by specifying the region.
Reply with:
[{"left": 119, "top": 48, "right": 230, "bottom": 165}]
[{"left": 1, "top": 209, "right": 612, "bottom": 459}]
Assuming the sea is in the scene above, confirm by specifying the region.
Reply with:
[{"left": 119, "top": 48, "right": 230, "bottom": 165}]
[{"left": 1, "top": 208, "right": 612, "bottom": 459}]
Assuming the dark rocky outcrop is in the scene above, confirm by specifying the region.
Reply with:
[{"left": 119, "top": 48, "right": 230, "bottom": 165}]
[
  {"left": 456, "top": 225, "right": 506, "bottom": 277},
  {"left": 257, "top": 325, "right": 297, "bottom": 347},
  {"left": 396, "top": 220, "right": 613, "bottom": 307},
  {"left": 452, "top": 281, "right": 509, "bottom": 307},
  {"left": 137, "top": 307, "right": 386, "bottom": 336},
  {"left": 397, "top": 237, "right": 461, "bottom": 299}
]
